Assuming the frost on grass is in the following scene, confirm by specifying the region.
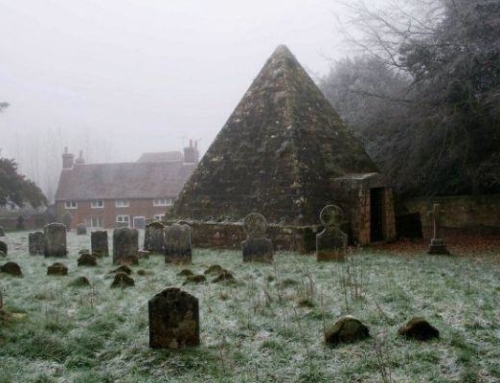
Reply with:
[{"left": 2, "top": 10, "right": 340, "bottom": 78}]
[{"left": 0, "top": 232, "right": 500, "bottom": 382}]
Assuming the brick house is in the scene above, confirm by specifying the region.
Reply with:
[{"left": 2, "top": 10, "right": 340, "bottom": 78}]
[{"left": 54, "top": 142, "right": 199, "bottom": 230}]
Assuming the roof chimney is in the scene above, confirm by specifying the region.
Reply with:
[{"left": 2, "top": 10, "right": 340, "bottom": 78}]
[
  {"left": 75, "top": 150, "right": 85, "bottom": 165},
  {"left": 62, "top": 147, "right": 75, "bottom": 169},
  {"left": 183, "top": 139, "right": 200, "bottom": 164}
]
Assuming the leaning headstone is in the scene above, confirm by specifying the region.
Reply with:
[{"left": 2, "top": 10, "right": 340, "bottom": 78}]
[
  {"left": 144, "top": 221, "right": 165, "bottom": 254},
  {"left": 241, "top": 213, "right": 273, "bottom": 263},
  {"left": 29, "top": 232, "right": 45, "bottom": 255},
  {"left": 164, "top": 223, "right": 192, "bottom": 264},
  {"left": 149, "top": 288, "right": 200, "bottom": 349},
  {"left": 47, "top": 262, "right": 68, "bottom": 276},
  {"left": 0, "top": 226, "right": 4, "bottom": 237},
  {"left": 112, "top": 228, "right": 139, "bottom": 265},
  {"left": 76, "top": 223, "right": 87, "bottom": 235},
  {"left": 44, "top": 223, "right": 67, "bottom": 257},
  {"left": 316, "top": 205, "right": 348, "bottom": 262},
  {"left": 325, "top": 315, "right": 370, "bottom": 346},
  {"left": 91, "top": 231, "right": 109, "bottom": 257},
  {"left": 0, "top": 262, "right": 22, "bottom": 277},
  {"left": 427, "top": 203, "right": 450, "bottom": 255},
  {"left": 61, "top": 211, "right": 72, "bottom": 231},
  {"left": 0, "top": 241, "right": 7, "bottom": 256},
  {"left": 398, "top": 317, "right": 440, "bottom": 341}
]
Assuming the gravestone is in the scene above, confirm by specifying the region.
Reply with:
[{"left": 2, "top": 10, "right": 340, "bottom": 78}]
[
  {"left": 44, "top": 223, "right": 67, "bottom": 258},
  {"left": 29, "top": 232, "right": 45, "bottom": 255},
  {"left": 0, "top": 226, "right": 4, "bottom": 236},
  {"left": 0, "top": 241, "right": 7, "bottom": 256},
  {"left": 427, "top": 204, "right": 450, "bottom": 255},
  {"left": 149, "top": 288, "right": 200, "bottom": 349},
  {"left": 77, "top": 253, "right": 97, "bottom": 267},
  {"left": 241, "top": 213, "right": 273, "bottom": 263},
  {"left": 16, "top": 216, "right": 25, "bottom": 230},
  {"left": 112, "top": 227, "right": 139, "bottom": 265},
  {"left": 325, "top": 315, "right": 370, "bottom": 346},
  {"left": 61, "top": 211, "right": 72, "bottom": 231},
  {"left": 164, "top": 223, "right": 192, "bottom": 264},
  {"left": 91, "top": 231, "right": 109, "bottom": 257},
  {"left": 316, "top": 205, "right": 348, "bottom": 262},
  {"left": 76, "top": 223, "right": 87, "bottom": 235},
  {"left": 0, "top": 261, "right": 22, "bottom": 277},
  {"left": 47, "top": 262, "right": 68, "bottom": 276},
  {"left": 398, "top": 317, "right": 440, "bottom": 341},
  {"left": 110, "top": 272, "right": 135, "bottom": 288},
  {"left": 144, "top": 221, "right": 165, "bottom": 254}
]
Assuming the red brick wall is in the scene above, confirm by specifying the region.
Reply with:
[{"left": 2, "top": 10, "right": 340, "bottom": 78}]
[{"left": 56, "top": 199, "right": 171, "bottom": 229}]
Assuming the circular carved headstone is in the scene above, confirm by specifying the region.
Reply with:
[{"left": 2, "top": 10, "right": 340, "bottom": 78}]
[
  {"left": 243, "top": 213, "right": 267, "bottom": 237},
  {"left": 320, "top": 205, "right": 344, "bottom": 227}
]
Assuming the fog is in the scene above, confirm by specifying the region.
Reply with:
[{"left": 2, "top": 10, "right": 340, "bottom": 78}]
[{"left": 0, "top": 0, "right": 383, "bottom": 200}]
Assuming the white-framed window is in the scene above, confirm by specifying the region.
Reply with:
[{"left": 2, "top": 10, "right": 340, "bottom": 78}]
[
  {"left": 115, "top": 199, "right": 130, "bottom": 208},
  {"left": 154, "top": 214, "right": 165, "bottom": 221},
  {"left": 153, "top": 198, "right": 173, "bottom": 207},
  {"left": 65, "top": 201, "right": 78, "bottom": 209},
  {"left": 86, "top": 217, "right": 103, "bottom": 228},
  {"left": 116, "top": 215, "right": 129, "bottom": 223},
  {"left": 91, "top": 200, "right": 105, "bottom": 209}
]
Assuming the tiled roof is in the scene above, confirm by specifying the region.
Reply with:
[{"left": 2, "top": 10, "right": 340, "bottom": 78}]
[
  {"left": 137, "top": 151, "right": 183, "bottom": 163},
  {"left": 55, "top": 161, "right": 195, "bottom": 201}
]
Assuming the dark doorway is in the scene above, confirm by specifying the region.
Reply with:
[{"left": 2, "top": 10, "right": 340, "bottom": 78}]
[{"left": 370, "top": 188, "right": 385, "bottom": 242}]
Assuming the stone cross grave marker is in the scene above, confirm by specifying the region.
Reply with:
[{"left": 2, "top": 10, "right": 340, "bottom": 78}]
[
  {"left": 91, "top": 231, "right": 109, "bottom": 257},
  {"left": 316, "top": 205, "right": 348, "bottom": 262},
  {"left": 44, "top": 223, "right": 68, "bottom": 257},
  {"left": 144, "top": 221, "right": 165, "bottom": 254},
  {"left": 164, "top": 223, "right": 192, "bottom": 264},
  {"left": 241, "top": 212, "right": 273, "bottom": 263},
  {"left": 427, "top": 203, "right": 450, "bottom": 255},
  {"left": 113, "top": 227, "right": 139, "bottom": 265},
  {"left": 149, "top": 288, "right": 200, "bottom": 349},
  {"left": 29, "top": 232, "right": 45, "bottom": 255}
]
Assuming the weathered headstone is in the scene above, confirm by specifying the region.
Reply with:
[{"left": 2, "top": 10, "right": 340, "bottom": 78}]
[
  {"left": 112, "top": 227, "right": 139, "bottom": 265},
  {"left": 77, "top": 253, "right": 97, "bottom": 267},
  {"left": 29, "top": 232, "right": 45, "bottom": 255},
  {"left": 0, "top": 241, "right": 7, "bottom": 256},
  {"left": 110, "top": 272, "right": 135, "bottom": 288},
  {"left": 0, "top": 261, "right": 22, "bottom": 277},
  {"left": 149, "top": 288, "right": 200, "bottom": 349},
  {"left": 144, "top": 221, "right": 165, "bottom": 254},
  {"left": 164, "top": 223, "right": 192, "bottom": 264},
  {"left": 61, "top": 211, "right": 72, "bottom": 231},
  {"left": 316, "top": 205, "right": 348, "bottom": 262},
  {"left": 427, "top": 204, "right": 450, "bottom": 255},
  {"left": 241, "top": 213, "right": 273, "bottom": 263},
  {"left": 76, "top": 223, "right": 87, "bottom": 235},
  {"left": 325, "top": 315, "right": 370, "bottom": 346},
  {"left": 91, "top": 231, "right": 109, "bottom": 257},
  {"left": 0, "top": 226, "right": 4, "bottom": 237},
  {"left": 398, "top": 317, "right": 440, "bottom": 341},
  {"left": 44, "top": 223, "right": 67, "bottom": 258},
  {"left": 47, "top": 262, "right": 68, "bottom": 276}
]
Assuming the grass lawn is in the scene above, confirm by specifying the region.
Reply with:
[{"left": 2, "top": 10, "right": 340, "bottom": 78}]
[{"left": 1, "top": 231, "right": 500, "bottom": 382}]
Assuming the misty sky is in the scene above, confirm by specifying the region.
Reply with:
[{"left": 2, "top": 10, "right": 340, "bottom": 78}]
[{"left": 0, "top": 0, "right": 382, "bottom": 179}]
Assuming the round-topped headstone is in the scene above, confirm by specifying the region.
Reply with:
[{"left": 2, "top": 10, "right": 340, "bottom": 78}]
[
  {"left": 243, "top": 213, "right": 267, "bottom": 237},
  {"left": 319, "top": 205, "right": 344, "bottom": 227}
]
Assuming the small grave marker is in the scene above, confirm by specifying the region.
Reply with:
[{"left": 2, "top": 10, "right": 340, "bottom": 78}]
[
  {"left": 316, "top": 205, "right": 348, "bottom": 262},
  {"left": 241, "top": 213, "right": 273, "bottom": 263},
  {"left": 44, "top": 223, "right": 67, "bottom": 257},
  {"left": 91, "top": 231, "right": 109, "bottom": 257},
  {"left": 164, "top": 223, "right": 192, "bottom": 264},
  {"left": 149, "top": 288, "right": 200, "bottom": 349},
  {"left": 144, "top": 221, "right": 165, "bottom": 254}
]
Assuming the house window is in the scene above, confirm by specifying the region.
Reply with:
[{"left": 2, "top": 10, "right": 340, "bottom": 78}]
[
  {"left": 65, "top": 201, "right": 78, "bottom": 209},
  {"left": 154, "top": 214, "right": 165, "bottom": 221},
  {"left": 86, "top": 217, "right": 103, "bottom": 228},
  {"left": 115, "top": 199, "right": 130, "bottom": 208},
  {"left": 91, "top": 200, "right": 105, "bottom": 209},
  {"left": 116, "top": 215, "right": 129, "bottom": 225},
  {"left": 153, "top": 198, "right": 173, "bottom": 207}
]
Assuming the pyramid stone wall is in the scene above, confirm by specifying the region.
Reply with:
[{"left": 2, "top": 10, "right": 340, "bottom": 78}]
[{"left": 171, "top": 46, "right": 378, "bottom": 226}]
